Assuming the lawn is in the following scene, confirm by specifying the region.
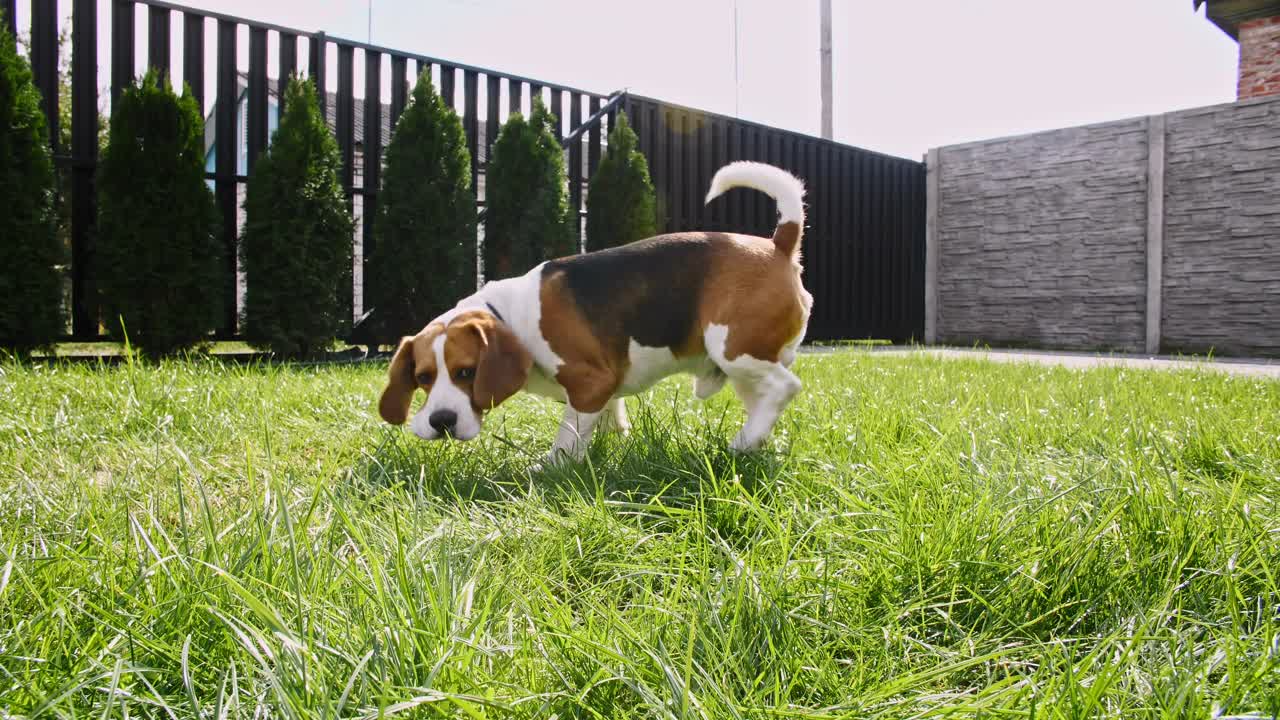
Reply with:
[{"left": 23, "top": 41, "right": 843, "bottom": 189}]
[{"left": 1, "top": 350, "right": 1278, "bottom": 718}]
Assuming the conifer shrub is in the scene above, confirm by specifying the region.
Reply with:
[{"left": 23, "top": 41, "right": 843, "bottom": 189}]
[
  {"left": 584, "top": 110, "right": 658, "bottom": 251},
  {"left": 240, "top": 78, "right": 353, "bottom": 358},
  {"left": 483, "top": 97, "right": 573, "bottom": 280},
  {"left": 365, "top": 70, "right": 474, "bottom": 346},
  {"left": 0, "top": 18, "right": 64, "bottom": 355},
  {"left": 97, "top": 70, "right": 220, "bottom": 357}
]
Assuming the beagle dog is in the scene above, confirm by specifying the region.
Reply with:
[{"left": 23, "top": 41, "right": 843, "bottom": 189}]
[{"left": 378, "top": 161, "right": 811, "bottom": 465}]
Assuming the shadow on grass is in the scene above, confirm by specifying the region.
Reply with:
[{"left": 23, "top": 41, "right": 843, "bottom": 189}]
[{"left": 345, "top": 395, "right": 794, "bottom": 512}]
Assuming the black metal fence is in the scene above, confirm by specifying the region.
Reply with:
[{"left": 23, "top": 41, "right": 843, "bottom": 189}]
[
  {"left": 4, "top": 0, "right": 925, "bottom": 345},
  {"left": 622, "top": 95, "right": 926, "bottom": 342}
]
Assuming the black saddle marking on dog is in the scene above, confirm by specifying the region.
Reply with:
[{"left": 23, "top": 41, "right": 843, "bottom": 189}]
[{"left": 544, "top": 234, "right": 722, "bottom": 354}]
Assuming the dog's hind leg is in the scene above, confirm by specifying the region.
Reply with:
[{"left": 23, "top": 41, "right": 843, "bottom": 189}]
[
  {"left": 724, "top": 363, "right": 801, "bottom": 451},
  {"left": 704, "top": 324, "right": 802, "bottom": 452}
]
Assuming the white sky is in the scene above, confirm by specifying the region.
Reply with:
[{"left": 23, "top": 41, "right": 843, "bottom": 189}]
[{"left": 19, "top": 0, "right": 1241, "bottom": 159}]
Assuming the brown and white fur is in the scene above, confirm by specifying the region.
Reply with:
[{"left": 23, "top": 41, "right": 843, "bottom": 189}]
[{"left": 378, "top": 161, "right": 812, "bottom": 466}]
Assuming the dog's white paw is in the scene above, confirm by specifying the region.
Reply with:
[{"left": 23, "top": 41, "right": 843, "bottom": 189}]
[
  {"left": 603, "top": 421, "right": 631, "bottom": 437},
  {"left": 532, "top": 448, "right": 576, "bottom": 472},
  {"left": 728, "top": 434, "right": 765, "bottom": 453}
]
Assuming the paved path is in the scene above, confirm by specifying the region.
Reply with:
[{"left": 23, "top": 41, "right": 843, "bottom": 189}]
[{"left": 806, "top": 345, "right": 1280, "bottom": 379}]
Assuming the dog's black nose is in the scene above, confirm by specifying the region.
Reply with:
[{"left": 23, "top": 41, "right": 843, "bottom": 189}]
[{"left": 428, "top": 410, "right": 458, "bottom": 435}]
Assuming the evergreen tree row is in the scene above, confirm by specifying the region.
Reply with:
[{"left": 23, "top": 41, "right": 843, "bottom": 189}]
[{"left": 1, "top": 38, "right": 659, "bottom": 357}]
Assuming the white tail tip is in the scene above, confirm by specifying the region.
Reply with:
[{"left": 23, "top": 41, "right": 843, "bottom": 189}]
[{"left": 704, "top": 161, "right": 805, "bottom": 226}]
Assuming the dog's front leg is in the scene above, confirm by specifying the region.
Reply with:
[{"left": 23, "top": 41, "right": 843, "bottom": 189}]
[{"left": 544, "top": 405, "right": 604, "bottom": 466}]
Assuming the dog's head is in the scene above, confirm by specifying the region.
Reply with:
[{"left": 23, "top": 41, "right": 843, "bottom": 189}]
[{"left": 378, "top": 310, "right": 533, "bottom": 441}]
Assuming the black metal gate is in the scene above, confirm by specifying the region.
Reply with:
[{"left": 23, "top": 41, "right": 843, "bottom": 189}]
[{"left": 622, "top": 95, "right": 926, "bottom": 343}]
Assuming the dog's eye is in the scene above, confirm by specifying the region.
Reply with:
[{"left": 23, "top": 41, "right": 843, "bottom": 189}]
[
  {"left": 455, "top": 367, "right": 476, "bottom": 381},
  {"left": 415, "top": 372, "right": 433, "bottom": 386}
]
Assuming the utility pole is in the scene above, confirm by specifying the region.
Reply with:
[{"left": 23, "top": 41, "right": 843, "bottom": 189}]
[
  {"left": 733, "top": 0, "right": 740, "bottom": 117},
  {"left": 820, "top": 0, "right": 832, "bottom": 139}
]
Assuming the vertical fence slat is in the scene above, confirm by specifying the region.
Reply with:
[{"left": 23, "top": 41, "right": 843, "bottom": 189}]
[
  {"left": 246, "top": 26, "right": 267, "bottom": 173},
  {"left": 508, "top": 78, "right": 522, "bottom": 115},
  {"left": 913, "top": 162, "right": 925, "bottom": 339},
  {"left": 884, "top": 158, "right": 896, "bottom": 338},
  {"left": 718, "top": 119, "right": 730, "bottom": 226},
  {"left": 727, "top": 122, "right": 737, "bottom": 228},
  {"left": 278, "top": 31, "right": 296, "bottom": 112},
  {"left": 389, "top": 55, "right": 407, "bottom": 130},
  {"left": 147, "top": 5, "right": 169, "bottom": 79},
  {"left": 854, "top": 152, "right": 868, "bottom": 336},
  {"left": 550, "top": 87, "right": 563, "bottom": 140},
  {"left": 741, "top": 125, "right": 755, "bottom": 231},
  {"left": 914, "top": 163, "right": 927, "bottom": 338},
  {"left": 850, "top": 151, "right": 862, "bottom": 334},
  {"left": 2, "top": 0, "right": 15, "bottom": 48},
  {"left": 881, "top": 158, "right": 893, "bottom": 338},
  {"left": 813, "top": 141, "right": 828, "bottom": 334},
  {"left": 871, "top": 156, "right": 885, "bottom": 336},
  {"left": 183, "top": 13, "right": 203, "bottom": 110},
  {"left": 309, "top": 32, "right": 325, "bottom": 120},
  {"left": 32, "top": 0, "right": 58, "bottom": 151},
  {"left": 362, "top": 48, "right": 382, "bottom": 313},
  {"left": 899, "top": 163, "right": 911, "bottom": 336},
  {"left": 335, "top": 43, "right": 353, "bottom": 319},
  {"left": 214, "top": 18, "right": 237, "bottom": 336},
  {"left": 568, "top": 92, "right": 582, "bottom": 250},
  {"left": 836, "top": 150, "right": 850, "bottom": 330},
  {"left": 653, "top": 104, "right": 667, "bottom": 232},
  {"left": 463, "top": 69, "right": 478, "bottom": 191},
  {"left": 699, "top": 115, "right": 713, "bottom": 227},
  {"left": 806, "top": 139, "right": 819, "bottom": 333},
  {"left": 673, "top": 112, "right": 686, "bottom": 230},
  {"left": 111, "top": 0, "right": 134, "bottom": 109},
  {"left": 439, "top": 64, "right": 454, "bottom": 109},
  {"left": 885, "top": 161, "right": 898, "bottom": 336},
  {"left": 70, "top": 0, "right": 97, "bottom": 339},
  {"left": 568, "top": 91, "right": 582, "bottom": 135},
  {"left": 706, "top": 119, "right": 720, "bottom": 229},
  {"left": 587, "top": 95, "right": 601, "bottom": 177},
  {"left": 485, "top": 74, "right": 499, "bottom": 167},
  {"left": 336, "top": 43, "right": 354, "bottom": 194}
]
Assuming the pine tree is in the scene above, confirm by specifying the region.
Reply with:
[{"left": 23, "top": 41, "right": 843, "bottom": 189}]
[
  {"left": 240, "top": 78, "right": 353, "bottom": 358},
  {"left": 585, "top": 111, "right": 658, "bottom": 251},
  {"left": 0, "top": 17, "right": 64, "bottom": 356},
  {"left": 97, "top": 70, "right": 221, "bottom": 358},
  {"left": 483, "top": 97, "right": 573, "bottom": 280},
  {"left": 365, "top": 70, "right": 474, "bottom": 346}
]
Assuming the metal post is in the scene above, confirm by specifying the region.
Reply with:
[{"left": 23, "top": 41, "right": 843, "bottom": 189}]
[{"left": 71, "top": 0, "right": 98, "bottom": 339}]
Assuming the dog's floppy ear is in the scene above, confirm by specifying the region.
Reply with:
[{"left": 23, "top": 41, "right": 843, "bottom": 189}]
[
  {"left": 472, "top": 320, "right": 532, "bottom": 411},
  {"left": 379, "top": 337, "right": 417, "bottom": 424}
]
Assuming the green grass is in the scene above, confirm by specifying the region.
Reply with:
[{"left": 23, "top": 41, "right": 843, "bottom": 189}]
[{"left": 1, "top": 350, "right": 1278, "bottom": 719}]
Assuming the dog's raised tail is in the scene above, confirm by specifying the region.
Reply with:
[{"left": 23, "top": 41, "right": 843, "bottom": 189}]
[{"left": 704, "top": 161, "right": 806, "bottom": 256}]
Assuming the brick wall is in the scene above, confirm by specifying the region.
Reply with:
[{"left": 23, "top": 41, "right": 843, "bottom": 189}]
[
  {"left": 1239, "top": 15, "right": 1280, "bottom": 100},
  {"left": 930, "top": 94, "right": 1280, "bottom": 357}
]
